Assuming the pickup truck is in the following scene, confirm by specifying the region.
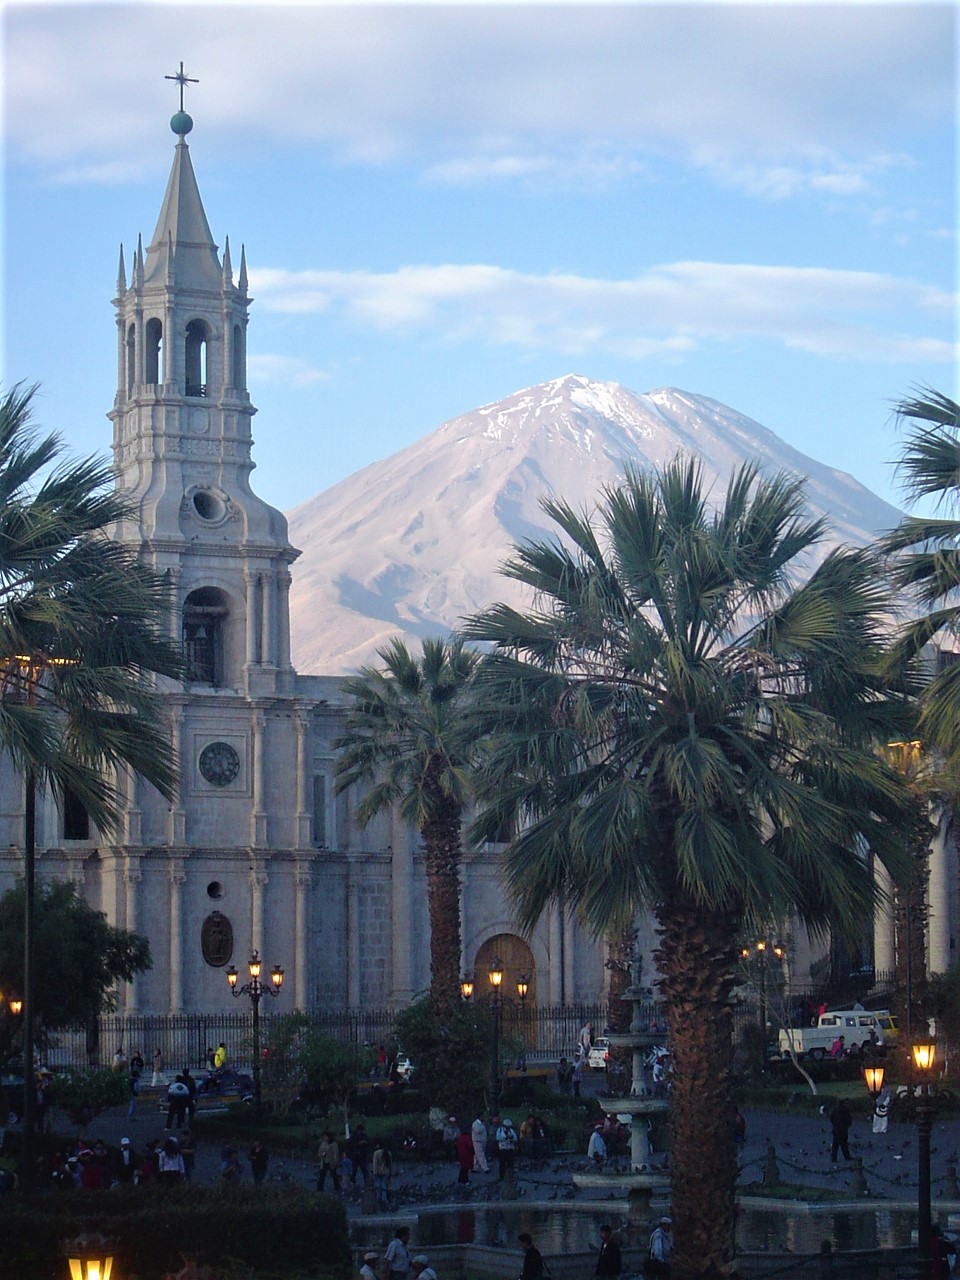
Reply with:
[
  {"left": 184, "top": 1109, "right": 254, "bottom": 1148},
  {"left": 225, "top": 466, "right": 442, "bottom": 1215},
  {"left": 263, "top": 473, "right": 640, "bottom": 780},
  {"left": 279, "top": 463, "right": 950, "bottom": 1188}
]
[{"left": 778, "top": 1010, "right": 886, "bottom": 1060}]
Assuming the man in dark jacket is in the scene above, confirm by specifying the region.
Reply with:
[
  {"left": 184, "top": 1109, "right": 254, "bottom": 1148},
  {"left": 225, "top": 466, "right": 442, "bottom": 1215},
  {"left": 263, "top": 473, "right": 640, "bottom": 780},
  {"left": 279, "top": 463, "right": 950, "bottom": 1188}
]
[
  {"left": 519, "top": 1233, "right": 545, "bottom": 1280},
  {"left": 829, "top": 1098, "right": 853, "bottom": 1161},
  {"left": 595, "top": 1225, "right": 622, "bottom": 1278}
]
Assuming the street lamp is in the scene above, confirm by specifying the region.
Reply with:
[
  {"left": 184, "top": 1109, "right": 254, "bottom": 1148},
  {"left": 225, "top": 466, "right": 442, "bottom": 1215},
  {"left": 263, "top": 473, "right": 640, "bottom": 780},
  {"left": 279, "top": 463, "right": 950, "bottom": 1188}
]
[
  {"left": 488, "top": 956, "right": 504, "bottom": 1104},
  {"left": 64, "top": 1235, "right": 115, "bottom": 1280},
  {"left": 913, "top": 1038, "right": 936, "bottom": 1270},
  {"left": 741, "top": 938, "right": 785, "bottom": 1066},
  {"left": 460, "top": 975, "right": 475, "bottom": 1001},
  {"left": 226, "top": 950, "right": 284, "bottom": 1114}
]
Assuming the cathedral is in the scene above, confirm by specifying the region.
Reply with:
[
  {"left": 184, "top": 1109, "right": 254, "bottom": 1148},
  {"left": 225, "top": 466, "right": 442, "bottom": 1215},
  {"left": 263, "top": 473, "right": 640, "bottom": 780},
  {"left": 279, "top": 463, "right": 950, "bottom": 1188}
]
[
  {"left": 1, "top": 103, "right": 955, "bottom": 1020},
  {"left": 0, "top": 106, "right": 606, "bottom": 1015}
]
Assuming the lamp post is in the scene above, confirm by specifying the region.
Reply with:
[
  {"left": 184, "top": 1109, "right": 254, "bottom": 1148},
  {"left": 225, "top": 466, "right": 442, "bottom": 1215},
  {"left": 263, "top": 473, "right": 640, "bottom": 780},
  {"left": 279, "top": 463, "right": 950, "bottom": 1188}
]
[
  {"left": 462, "top": 962, "right": 530, "bottom": 1105},
  {"left": 64, "top": 1234, "right": 115, "bottom": 1280},
  {"left": 226, "top": 950, "right": 284, "bottom": 1114},
  {"left": 741, "top": 938, "right": 785, "bottom": 1067},
  {"left": 913, "top": 1038, "right": 937, "bottom": 1272}
]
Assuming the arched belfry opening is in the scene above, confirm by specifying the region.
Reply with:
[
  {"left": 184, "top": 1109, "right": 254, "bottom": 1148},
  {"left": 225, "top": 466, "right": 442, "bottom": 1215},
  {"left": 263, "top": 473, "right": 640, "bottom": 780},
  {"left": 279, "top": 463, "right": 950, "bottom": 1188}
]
[
  {"left": 232, "top": 323, "right": 245, "bottom": 392},
  {"left": 126, "top": 324, "right": 136, "bottom": 394},
  {"left": 185, "top": 319, "right": 209, "bottom": 397},
  {"left": 182, "top": 587, "right": 229, "bottom": 686},
  {"left": 145, "top": 317, "right": 163, "bottom": 385}
]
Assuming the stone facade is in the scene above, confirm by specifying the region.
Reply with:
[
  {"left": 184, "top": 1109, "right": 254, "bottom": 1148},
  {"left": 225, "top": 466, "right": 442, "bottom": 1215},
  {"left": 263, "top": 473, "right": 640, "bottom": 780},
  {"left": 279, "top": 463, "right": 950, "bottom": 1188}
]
[{"left": 0, "top": 116, "right": 606, "bottom": 1014}]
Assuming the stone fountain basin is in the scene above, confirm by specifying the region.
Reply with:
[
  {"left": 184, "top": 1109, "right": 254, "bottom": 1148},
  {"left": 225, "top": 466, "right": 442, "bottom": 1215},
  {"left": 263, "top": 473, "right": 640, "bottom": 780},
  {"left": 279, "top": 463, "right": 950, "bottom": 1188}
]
[
  {"left": 596, "top": 1097, "right": 669, "bottom": 1116},
  {"left": 605, "top": 1031, "right": 666, "bottom": 1049},
  {"left": 572, "top": 1171, "right": 671, "bottom": 1193}
]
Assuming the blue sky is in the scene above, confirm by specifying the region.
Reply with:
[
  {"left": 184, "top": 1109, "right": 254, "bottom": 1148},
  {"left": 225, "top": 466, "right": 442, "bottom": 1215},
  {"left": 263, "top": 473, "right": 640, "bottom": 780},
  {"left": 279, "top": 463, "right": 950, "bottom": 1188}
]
[{"left": 2, "top": 1, "right": 956, "bottom": 515}]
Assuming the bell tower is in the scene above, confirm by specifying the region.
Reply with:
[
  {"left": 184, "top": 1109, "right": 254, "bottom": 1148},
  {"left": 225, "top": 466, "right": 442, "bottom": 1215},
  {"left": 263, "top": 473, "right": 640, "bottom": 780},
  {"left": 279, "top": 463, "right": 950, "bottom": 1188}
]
[{"left": 108, "top": 89, "right": 298, "bottom": 698}]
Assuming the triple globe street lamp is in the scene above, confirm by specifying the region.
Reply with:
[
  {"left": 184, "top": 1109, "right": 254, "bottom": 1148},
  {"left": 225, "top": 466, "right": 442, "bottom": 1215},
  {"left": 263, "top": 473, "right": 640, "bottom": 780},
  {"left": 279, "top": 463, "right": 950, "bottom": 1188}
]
[
  {"left": 740, "top": 938, "right": 785, "bottom": 1066},
  {"left": 226, "top": 950, "right": 284, "bottom": 1114},
  {"left": 461, "top": 958, "right": 530, "bottom": 1103},
  {"left": 863, "top": 1037, "right": 937, "bottom": 1273}
]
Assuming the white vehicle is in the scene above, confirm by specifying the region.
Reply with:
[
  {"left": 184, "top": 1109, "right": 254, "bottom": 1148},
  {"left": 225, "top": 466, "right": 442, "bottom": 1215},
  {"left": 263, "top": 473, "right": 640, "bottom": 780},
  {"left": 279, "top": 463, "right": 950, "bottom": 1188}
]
[
  {"left": 394, "top": 1053, "right": 415, "bottom": 1081},
  {"left": 778, "top": 1010, "right": 885, "bottom": 1061},
  {"left": 586, "top": 1037, "right": 610, "bottom": 1070}
]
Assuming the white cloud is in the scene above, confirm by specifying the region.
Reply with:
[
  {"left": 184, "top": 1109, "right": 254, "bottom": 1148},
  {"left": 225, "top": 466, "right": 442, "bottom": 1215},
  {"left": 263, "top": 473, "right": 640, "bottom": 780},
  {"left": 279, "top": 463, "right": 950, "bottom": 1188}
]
[
  {"left": 248, "top": 259, "right": 956, "bottom": 366},
  {"left": 5, "top": 4, "right": 954, "bottom": 196},
  {"left": 247, "top": 354, "right": 329, "bottom": 389}
]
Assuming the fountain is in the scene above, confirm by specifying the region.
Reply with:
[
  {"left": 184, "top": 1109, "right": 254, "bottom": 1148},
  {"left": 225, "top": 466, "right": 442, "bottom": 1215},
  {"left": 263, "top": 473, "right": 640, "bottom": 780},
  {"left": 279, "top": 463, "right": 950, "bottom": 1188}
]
[{"left": 572, "top": 955, "right": 671, "bottom": 1216}]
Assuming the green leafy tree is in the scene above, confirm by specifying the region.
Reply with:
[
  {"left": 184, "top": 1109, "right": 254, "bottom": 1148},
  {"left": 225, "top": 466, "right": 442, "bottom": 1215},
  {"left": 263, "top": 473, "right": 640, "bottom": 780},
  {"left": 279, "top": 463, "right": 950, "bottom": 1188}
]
[
  {"left": 0, "top": 879, "right": 151, "bottom": 1066},
  {"left": 0, "top": 382, "right": 182, "bottom": 826},
  {"left": 299, "top": 1034, "right": 376, "bottom": 1136},
  {"left": 335, "top": 637, "right": 479, "bottom": 1012},
  {"left": 882, "top": 390, "right": 960, "bottom": 767},
  {"left": 260, "top": 1011, "right": 314, "bottom": 1116},
  {"left": 394, "top": 995, "right": 493, "bottom": 1116},
  {"left": 46, "top": 1067, "right": 127, "bottom": 1130},
  {"left": 465, "top": 458, "right": 913, "bottom": 1279}
]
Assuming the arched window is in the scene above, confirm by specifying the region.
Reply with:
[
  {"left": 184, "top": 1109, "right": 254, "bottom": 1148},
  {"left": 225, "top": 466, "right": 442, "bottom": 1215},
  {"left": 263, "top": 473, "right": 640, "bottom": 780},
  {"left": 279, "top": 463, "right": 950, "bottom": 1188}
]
[
  {"left": 232, "top": 323, "right": 245, "bottom": 391},
  {"left": 126, "top": 323, "right": 136, "bottom": 393},
  {"left": 182, "top": 586, "right": 228, "bottom": 686},
  {"left": 185, "top": 320, "right": 208, "bottom": 397},
  {"left": 145, "top": 318, "right": 163, "bottom": 385}
]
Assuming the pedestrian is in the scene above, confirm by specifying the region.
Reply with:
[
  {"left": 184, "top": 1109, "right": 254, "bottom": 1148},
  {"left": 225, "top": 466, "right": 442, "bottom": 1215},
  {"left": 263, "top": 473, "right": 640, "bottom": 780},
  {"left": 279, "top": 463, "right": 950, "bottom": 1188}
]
[
  {"left": 411, "top": 1256, "right": 438, "bottom": 1280},
  {"left": 130, "top": 1048, "right": 145, "bottom": 1074},
  {"left": 111, "top": 1045, "right": 128, "bottom": 1073},
  {"left": 830, "top": 1034, "right": 846, "bottom": 1060},
  {"left": 361, "top": 1252, "right": 380, "bottom": 1280},
  {"left": 442, "top": 1114, "right": 460, "bottom": 1160},
  {"left": 158, "top": 1135, "right": 185, "bottom": 1186},
  {"left": 572, "top": 1056, "right": 584, "bottom": 1098},
  {"left": 178, "top": 1131, "right": 196, "bottom": 1181},
  {"left": 127, "top": 1063, "right": 141, "bottom": 1120},
  {"left": 317, "top": 1130, "right": 341, "bottom": 1194},
  {"left": 518, "top": 1232, "right": 546, "bottom": 1280},
  {"left": 352, "top": 1123, "right": 371, "bottom": 1190},
  {"left": 595, "top": 1225, "right": 622, "bottom": 1279},
  {"left": 249, "top": 1139, "right": 269, "bottom": 1186},
  {"left": 181, "top": 1065, "right": 198, "bottom": 1126},
  {"left": 113, "top": 1136, "right": 138, "bottom": 1185},
  {"left": 165, "top": 1074, "right": 190, "bottom": 1130},
  {"left": 578, "top": 1021, "right": 594, "bottom": 1059},
  {"left": 472, "top": 1114, "right": 489, "bottom": 1171},
  {"left": 587, "top": 1124, "right": 607, "bottom": 1168},
  {"left": 214, "top": 1041, "right": 228, "bottom": 1071},
  {"left": 206, "top": 1046, "right": 216, "bottom": 1071},
  {"left": 151, "top": 1047, "right": 165, "bottom": 1087},
  {"left": 646, "top": 1217, "right": 672, "bottom": 1277},
  {"left": 456, "top": 1124, "right": 473, "bottom": 1187},
  {"left": 372, "top": 1138, "right": 392, "bottom": 1208},
  {"left": 383, "top": 1226, "right": 411, "bottom": 1280},
  {"left": 495, "top": 1115, "right": 519, "bottom": 1182},
  {"left": 557, "top": 1057, "right": 573, "bottom": 1096},
  {"left": 220, "top": 1142, "right": 243, "bottom": 1181},
  {"left": 872, "top": 1084, "right": 892, "bottom": 1135},
  {"left": 829, "top": 1098, "right": 853, "bottom": 1161},
  {"left": 376, "top": 1044, "right": 387, "bottom": 1078}
]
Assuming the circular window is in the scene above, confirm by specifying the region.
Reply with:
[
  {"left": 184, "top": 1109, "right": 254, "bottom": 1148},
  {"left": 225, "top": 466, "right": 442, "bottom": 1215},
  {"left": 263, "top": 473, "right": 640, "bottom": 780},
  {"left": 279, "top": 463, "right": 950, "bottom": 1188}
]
[
  {"left": 193, "top": 489, "right": 225, "bottom": 522},
  {"left": 207, "top": 881, "right": 224, "bottom": 900},
  {"left": 198, "top": 741, "right": 241, "bottom": 787}
]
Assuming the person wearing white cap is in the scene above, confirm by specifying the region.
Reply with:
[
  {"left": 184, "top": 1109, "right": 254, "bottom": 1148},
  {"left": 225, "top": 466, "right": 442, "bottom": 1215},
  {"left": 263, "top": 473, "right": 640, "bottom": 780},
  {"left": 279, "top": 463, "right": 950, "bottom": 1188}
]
[
  {"left": 411, "top": 1256, "right": 437, "bottom": 1280},
  {"left": 587, "top": 1124, "right": 606, "bottom": 1168},
  {"left": 360, "top": 1252, "right": 379, "bottom": 1280},
  {"left": 647, "top": 1217, "right": 672, "bottom": 1277},
  {"left": 495, "top": 1116, "right": 518, "bottom": 1182},
  {"left": 113, "top": 1136, "right": 138, "bottom": 1185}
]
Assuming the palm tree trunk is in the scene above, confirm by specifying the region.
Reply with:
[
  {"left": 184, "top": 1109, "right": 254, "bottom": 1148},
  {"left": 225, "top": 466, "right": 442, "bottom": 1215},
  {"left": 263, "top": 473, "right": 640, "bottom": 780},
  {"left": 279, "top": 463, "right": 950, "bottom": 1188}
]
[
  {"left": 421, "top": 789, "right": 463, "bottom": 1015},
  {"left": 605, "top": 924, "right": 636, "bottom": 1089},
  {"left": 656, "top": 902, "right": 739, "bottom": 1280},
  {"left": 893, "top": 794, "right": 931, "bottom": 1040}
]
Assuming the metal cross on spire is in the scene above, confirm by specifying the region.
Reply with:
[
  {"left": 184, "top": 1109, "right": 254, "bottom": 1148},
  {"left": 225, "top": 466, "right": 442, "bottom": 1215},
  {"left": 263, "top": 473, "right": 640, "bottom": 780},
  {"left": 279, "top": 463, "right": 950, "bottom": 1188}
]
[{"left": 165, "top": 61, "right": 198, "bottom": 112}]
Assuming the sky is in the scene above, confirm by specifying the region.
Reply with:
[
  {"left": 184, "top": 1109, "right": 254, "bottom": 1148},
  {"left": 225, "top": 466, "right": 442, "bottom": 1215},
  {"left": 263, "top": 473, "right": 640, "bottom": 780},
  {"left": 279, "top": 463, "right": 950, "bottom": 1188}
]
[{"left": 2, "top": 1, "right": 956, "bottom": 516}]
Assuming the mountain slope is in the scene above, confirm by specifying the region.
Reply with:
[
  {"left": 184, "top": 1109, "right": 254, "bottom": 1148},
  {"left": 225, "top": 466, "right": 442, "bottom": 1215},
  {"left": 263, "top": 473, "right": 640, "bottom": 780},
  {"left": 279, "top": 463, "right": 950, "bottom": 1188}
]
[{"left": 286, "top": 375, "right": 901, "bottom": 674}]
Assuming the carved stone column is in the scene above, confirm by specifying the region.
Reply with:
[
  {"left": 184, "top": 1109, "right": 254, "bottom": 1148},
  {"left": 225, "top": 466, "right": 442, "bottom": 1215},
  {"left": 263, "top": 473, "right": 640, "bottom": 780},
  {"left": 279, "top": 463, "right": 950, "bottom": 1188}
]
[
  {"left": 294, "top": 862, "right": 312, "bottom": 1008},
  {"left": 563, "top": 910, "right": 576, "bottom": 1002},
  {"left": 250, "top": 711, "right": 268, "bottom": 848},
  {"left": 169, "top": 706, "right": 187, "bottom": 845},
  {"left": 874, "top": 859, "right": 896, "bottom": 979},
  {"left": 124, "top": 855, "right": 143, "bottom": 1012},
  {"left": 123, "top": 766, "right": 142, "bottom": 846},
  {"left": 278, "top": 571, "right": 292, "bottom": 671},
  {"left": 346, "top": 860, "right": 361, "bottom": 1007},
  {"left": 549, "top": 904, "right": 564, "bottom": 1004},
  {"left": 250, "top": 861, "right": 269, "bottom": 961},
  {"left": 295, "top": 711, "right": 313, "bottom": 848},
  {"left": 169, "top": 859, "right": 187, "bottom": 1013},
  {"left": 244, "top": 571, "right": 259, "bottom": 667},
  {"left": 261, "top": 572, "right": 276, "bottom": 667}
]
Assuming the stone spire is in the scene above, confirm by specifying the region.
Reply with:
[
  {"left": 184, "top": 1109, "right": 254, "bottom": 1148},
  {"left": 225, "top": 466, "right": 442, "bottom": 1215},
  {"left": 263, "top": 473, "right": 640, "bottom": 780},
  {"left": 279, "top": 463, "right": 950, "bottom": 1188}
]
[
  {"left": 143, "top": 123, "right": 220, "bottom": 288},
  {"left": 116, "top": 244, "right": 127, "bottom": 296},
  {"left": 222, "top": 235, "right": 233, "bottom": 286},
  {"left": 238, "top": 243, "right": 249, "bottom": 296}
]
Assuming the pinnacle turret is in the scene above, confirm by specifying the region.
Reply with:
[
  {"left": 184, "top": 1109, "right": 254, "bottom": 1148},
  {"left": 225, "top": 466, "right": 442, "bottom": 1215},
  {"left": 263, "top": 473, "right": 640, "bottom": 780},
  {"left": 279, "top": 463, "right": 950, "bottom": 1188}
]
[
  {"left": 116, "top": 244, "right": 127, "bottom": 296},
  {"left": 222, "top": 235, "right": 233, "bottom": 286},
  {"left": 238, "top": 244, "right": 248, "bottom": 296},
  {"left": 132, "top": 234, "right": 144, "bottom": 288}
]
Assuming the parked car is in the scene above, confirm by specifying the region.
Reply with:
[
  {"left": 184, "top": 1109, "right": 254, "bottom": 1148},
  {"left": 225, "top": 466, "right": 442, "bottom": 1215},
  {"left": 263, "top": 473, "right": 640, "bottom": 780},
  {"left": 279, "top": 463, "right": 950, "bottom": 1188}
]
[
  {"left": 587, "top": 1037, "right": 610, "bottom": 1070},
  {"left": 875, "top": 1010, "right": 899, "bottom": 1044},
  {"left": 778, "top": 1009, "right": 886, "bottom": 1061}
]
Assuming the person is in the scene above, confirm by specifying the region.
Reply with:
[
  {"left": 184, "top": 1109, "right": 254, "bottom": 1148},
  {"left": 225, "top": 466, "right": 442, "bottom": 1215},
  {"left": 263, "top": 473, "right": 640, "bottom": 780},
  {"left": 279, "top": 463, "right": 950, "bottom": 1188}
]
[
  {"left": 361, "top": 1252, "right": 380, "bottom": 1280},
  {"left": 249, "top": 1139, "right": 269, "bottom": 1186},
  {"left": 411, "top": 1256, "right": 438, "bottom": 1280},
  {"left": 587, "top": 1123, "right": 607, "bottom": 1168},
  {"left": 471, "top": 1115, "right": 489, "bottom": 1172},
  {"left": 376, "top": 1044, "right": 387, "bottom": 1078},
  {"left": 456, "top": 1124, "right": 473, "bottom": 1187},
  {"left": 930, "top": 1224, "right": 952, "bottom": 1279},
  {"left": 151, "top": 1047, "right": 165, "bottom": 1087},
  {"left": 111, "top": 1046, "right": 128, "bottom": 1073},
  {"left": 130, "top": 1047, "right": 145, "bottom": 1074},
  {"left": 214, "top": 1041, "right": 228, "bottom": 1071},
  {"left": 318, "top": 1131, "right": 341, "bottom": 1193},
  {"left": 572, "top": 1056, "right": 584, "bottom": 1098},
  {"left": 556, "top": 1056, "right": 572, "bottom": 1095},
  {"left": 158, "top": 1135, "right": 185, "bottom": 1185},
  {"left": 165, "top": 1074, "right": 190, "bottom": 1130},
  {"left": 206, "top": 1046, "right": 216, "bottom": 1071},
  {"left": 442, "top": 1114, "right": 460, "bottom": 1159},
  {"left": 113, "top": 1136, "right": 138, "bottom": 1185},
  {"left": 127, "top": 1061, "right": 141, "bottom": 1120},
  {"left": 595, "top": 1225, "right": 622, "bottom": 1279},
  {"left": 829, "top": 1098, "right": 853, "bottom": 1161},
  {"left": 372, "top": 1138, "right": 392, "bottom": 1208},
  {"left": 496, "top": 1115, "right": 519, "bottom": 1182},
  {"left": 873, "top": 1084, "right": 892, "bottom": 1135},
  {"left": 220, "top": 1142, "right": 242, "bottom": 1181},
  {"left": 383, "top": 1226, "right": 411, "bottom": 1280},
  {"left": 181, "top": 1065, "right": 198, "bottom": 1126},
  {"left": 352, "top": 1123, "right": 371, "bottom": 1189},
  {"left": 518, "top": 1232, "right": 546, "bottom": 1280},
  {"left": 579, "top": 1022, "right": 594, "bottom": 1059},
  {"left": 830, "top": 1034, "right": 846, "bottom": 1060},
  {"left": 178, "top": 1130, "right": 196, "bottom": 1181},
  {"left": 646, "top": 1217, "right": 672, "bottom": 1277}
]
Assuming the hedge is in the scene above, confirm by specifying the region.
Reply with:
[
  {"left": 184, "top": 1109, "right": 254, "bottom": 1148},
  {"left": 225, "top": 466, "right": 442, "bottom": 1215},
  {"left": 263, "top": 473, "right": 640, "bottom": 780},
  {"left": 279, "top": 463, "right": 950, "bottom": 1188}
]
[{"left": 0, "top": 1184, "right": 351, "bottom": 1280}]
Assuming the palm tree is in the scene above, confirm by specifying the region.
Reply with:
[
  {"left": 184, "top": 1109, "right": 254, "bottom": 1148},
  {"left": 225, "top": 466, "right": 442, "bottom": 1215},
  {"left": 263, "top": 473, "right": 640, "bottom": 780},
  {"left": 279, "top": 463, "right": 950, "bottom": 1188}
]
[
  {"left": 335, "top": 637, "right": 479, "bottom": 1011},
  {"left": 0, "top": 382, "right": 181, "bottom": 824},
  {"left": 881, "top": 389, "right": 960, "bottom": 766},
  {"left": 464, "top": 457, "right": 913, "bottom": 1279}
]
